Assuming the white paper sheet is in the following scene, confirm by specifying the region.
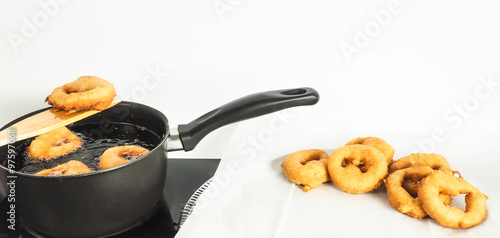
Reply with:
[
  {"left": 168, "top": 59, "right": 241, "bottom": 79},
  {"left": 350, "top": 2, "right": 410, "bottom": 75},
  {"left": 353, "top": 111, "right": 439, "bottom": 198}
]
[{"left": 176, "top": 109, "right": 500, "bottom": 238}]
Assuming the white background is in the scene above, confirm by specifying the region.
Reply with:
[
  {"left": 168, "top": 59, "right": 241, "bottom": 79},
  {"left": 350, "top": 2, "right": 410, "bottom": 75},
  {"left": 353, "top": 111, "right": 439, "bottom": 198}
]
[
  {"left": 1, "top": 0, "right": 500, "bottom": 237},
  {"left": 2, "top": 0, "right": 500, "bottom": 157}
]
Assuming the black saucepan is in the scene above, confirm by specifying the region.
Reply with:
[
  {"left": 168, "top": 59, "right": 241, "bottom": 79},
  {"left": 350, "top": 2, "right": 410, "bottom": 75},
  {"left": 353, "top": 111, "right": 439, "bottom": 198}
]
[{"left": 0, "top": 87, "right": 319, "bottom": 238}]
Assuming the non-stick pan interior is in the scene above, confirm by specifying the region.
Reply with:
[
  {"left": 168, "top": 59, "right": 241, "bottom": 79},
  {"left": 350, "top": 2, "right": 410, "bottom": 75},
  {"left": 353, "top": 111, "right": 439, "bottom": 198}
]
[
  {"left": 71, "top": 101, "right": 169, "bottom": 139},
  {"left": 0, "top": 101, "right": 169, "bottom": 176}
]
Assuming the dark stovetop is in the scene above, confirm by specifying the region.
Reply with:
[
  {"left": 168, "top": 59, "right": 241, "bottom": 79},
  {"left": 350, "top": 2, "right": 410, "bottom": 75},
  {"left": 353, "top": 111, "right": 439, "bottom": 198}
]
[{"left": 0, "top": 158, "right": 220, "bottom": 238}]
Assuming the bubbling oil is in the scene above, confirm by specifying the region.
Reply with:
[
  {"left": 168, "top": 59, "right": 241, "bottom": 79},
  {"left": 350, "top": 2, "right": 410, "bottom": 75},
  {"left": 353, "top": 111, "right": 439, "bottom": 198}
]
[{"left": 9, "top": 123, "right": 162, "bottom": 174}]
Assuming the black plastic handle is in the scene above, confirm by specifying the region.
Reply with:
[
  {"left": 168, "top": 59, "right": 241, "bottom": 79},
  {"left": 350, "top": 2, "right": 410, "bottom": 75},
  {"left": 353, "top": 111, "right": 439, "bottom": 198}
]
[{"left": 177, "top": 87, "right": 319, "bottom": 151}]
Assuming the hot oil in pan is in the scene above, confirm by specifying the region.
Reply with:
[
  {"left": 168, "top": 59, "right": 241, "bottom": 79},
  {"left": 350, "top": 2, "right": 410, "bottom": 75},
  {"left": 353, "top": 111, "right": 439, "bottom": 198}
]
[{"left": 12, "top": 123, "right": 162, "bottom": 174}]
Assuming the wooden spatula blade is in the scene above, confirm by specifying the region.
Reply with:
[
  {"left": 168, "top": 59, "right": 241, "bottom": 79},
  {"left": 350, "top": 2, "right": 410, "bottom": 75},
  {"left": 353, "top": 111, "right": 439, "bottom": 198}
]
[{"left": 0, "top": 99, "right": 121, "bottom": 146}]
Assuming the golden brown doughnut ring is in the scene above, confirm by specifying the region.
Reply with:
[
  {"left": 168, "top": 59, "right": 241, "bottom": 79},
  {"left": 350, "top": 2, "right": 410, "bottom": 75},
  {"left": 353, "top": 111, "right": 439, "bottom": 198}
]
[
  {"left": 35, "top": 160, "right": 91, "bottom": 176},
  {"left": 100, "top": 145, "right": 150, "bottom": 170},
  {"left": 328, "top": 145, "right": 388, "bottom": 194},
  {"left": 389, "top": 153, "right": 453, "bottom": 174},
  {"left": 28, "top": 126, "right": 82, "bottom": 160},
  {"left": 46, "top": 76, "right": 116, "bottom": 111},
  {"left": 281, "top": 149, "right": 330, "bottom": 192},
  {"left": 402, "top": 170, "right": 464, "bottom": 198},
  {"left": 419, "top": 170, "right": 488, "bottom": 229},
  {"left": 389, "top": 153, "right": 455, "bottom": 196},
  {"left": 385, "top": 166, "right": 452, "bottom": 219},
  {"left": 346, "top": 137, "right": 395, "bottom": 164}
]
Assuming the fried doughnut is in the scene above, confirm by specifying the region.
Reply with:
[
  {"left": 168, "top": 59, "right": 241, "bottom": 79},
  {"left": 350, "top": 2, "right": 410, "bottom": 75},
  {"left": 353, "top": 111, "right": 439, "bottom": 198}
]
[
  {"left": 401, "top": 169, "right": 464, "bottom": 198},
  {"left": 419, "top": 170, "right": 488, "bottom": 229},
  {"left": 100, "top": 145, "right": 150, "bottom": 170},
  {"left": 389, "top": 153, "right": 454, "bottom": 196},
  {"left": 389, "top": 153, "right": 453, "bottom": 174},
  {"left": 28, "top": 126, "right": 82, "bottom": 160},
  {"left": 35, "top": 160, "right": 92, "bottom": 176},
  {"left": 281, "top": 149, "right": 330, "bottom": 192},
  {"left": 328, "top": 145, "right": 388, "bottom": 194},
  {"left": 385, "top": 166, "right": 452, "bottom": 219},
  {"left": 346, "top": 137, "right": 395, "bottom": 164},
  {"left": 46, "top": 76, "right": 116, "bottom": 111}
]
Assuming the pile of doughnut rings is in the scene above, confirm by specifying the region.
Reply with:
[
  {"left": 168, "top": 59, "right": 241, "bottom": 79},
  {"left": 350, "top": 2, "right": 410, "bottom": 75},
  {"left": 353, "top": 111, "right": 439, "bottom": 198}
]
[
  {"left": 281, "top": 136, "right": 488, "bottom": 229},
  {"left": 282, "top": 137, "right": 394, "bottom": 193},
  {"left": 28, "top": 76, "right": 150, "bottom": 176}
]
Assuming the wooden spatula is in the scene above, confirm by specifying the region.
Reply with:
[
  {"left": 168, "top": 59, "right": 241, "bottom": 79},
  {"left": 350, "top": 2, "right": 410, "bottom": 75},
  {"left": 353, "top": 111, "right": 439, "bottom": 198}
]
[{"left": 0, "top": 99, "right": 121, "bottom": 146}]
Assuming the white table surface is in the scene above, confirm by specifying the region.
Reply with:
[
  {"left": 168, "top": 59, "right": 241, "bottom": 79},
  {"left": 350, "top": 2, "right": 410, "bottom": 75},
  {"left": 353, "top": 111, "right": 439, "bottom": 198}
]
[
  {"left": 176, "top": 110, "right": 500, "bottom": 238},
  {"left": 1, "top": 1, "right": 500, "bottom": 237}
]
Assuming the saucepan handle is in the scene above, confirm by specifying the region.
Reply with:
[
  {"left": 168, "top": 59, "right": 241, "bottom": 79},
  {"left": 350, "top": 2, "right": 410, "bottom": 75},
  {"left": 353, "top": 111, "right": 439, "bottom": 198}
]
[{"left": 172, "top": 87, "right": 319, "bottom": 152}]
